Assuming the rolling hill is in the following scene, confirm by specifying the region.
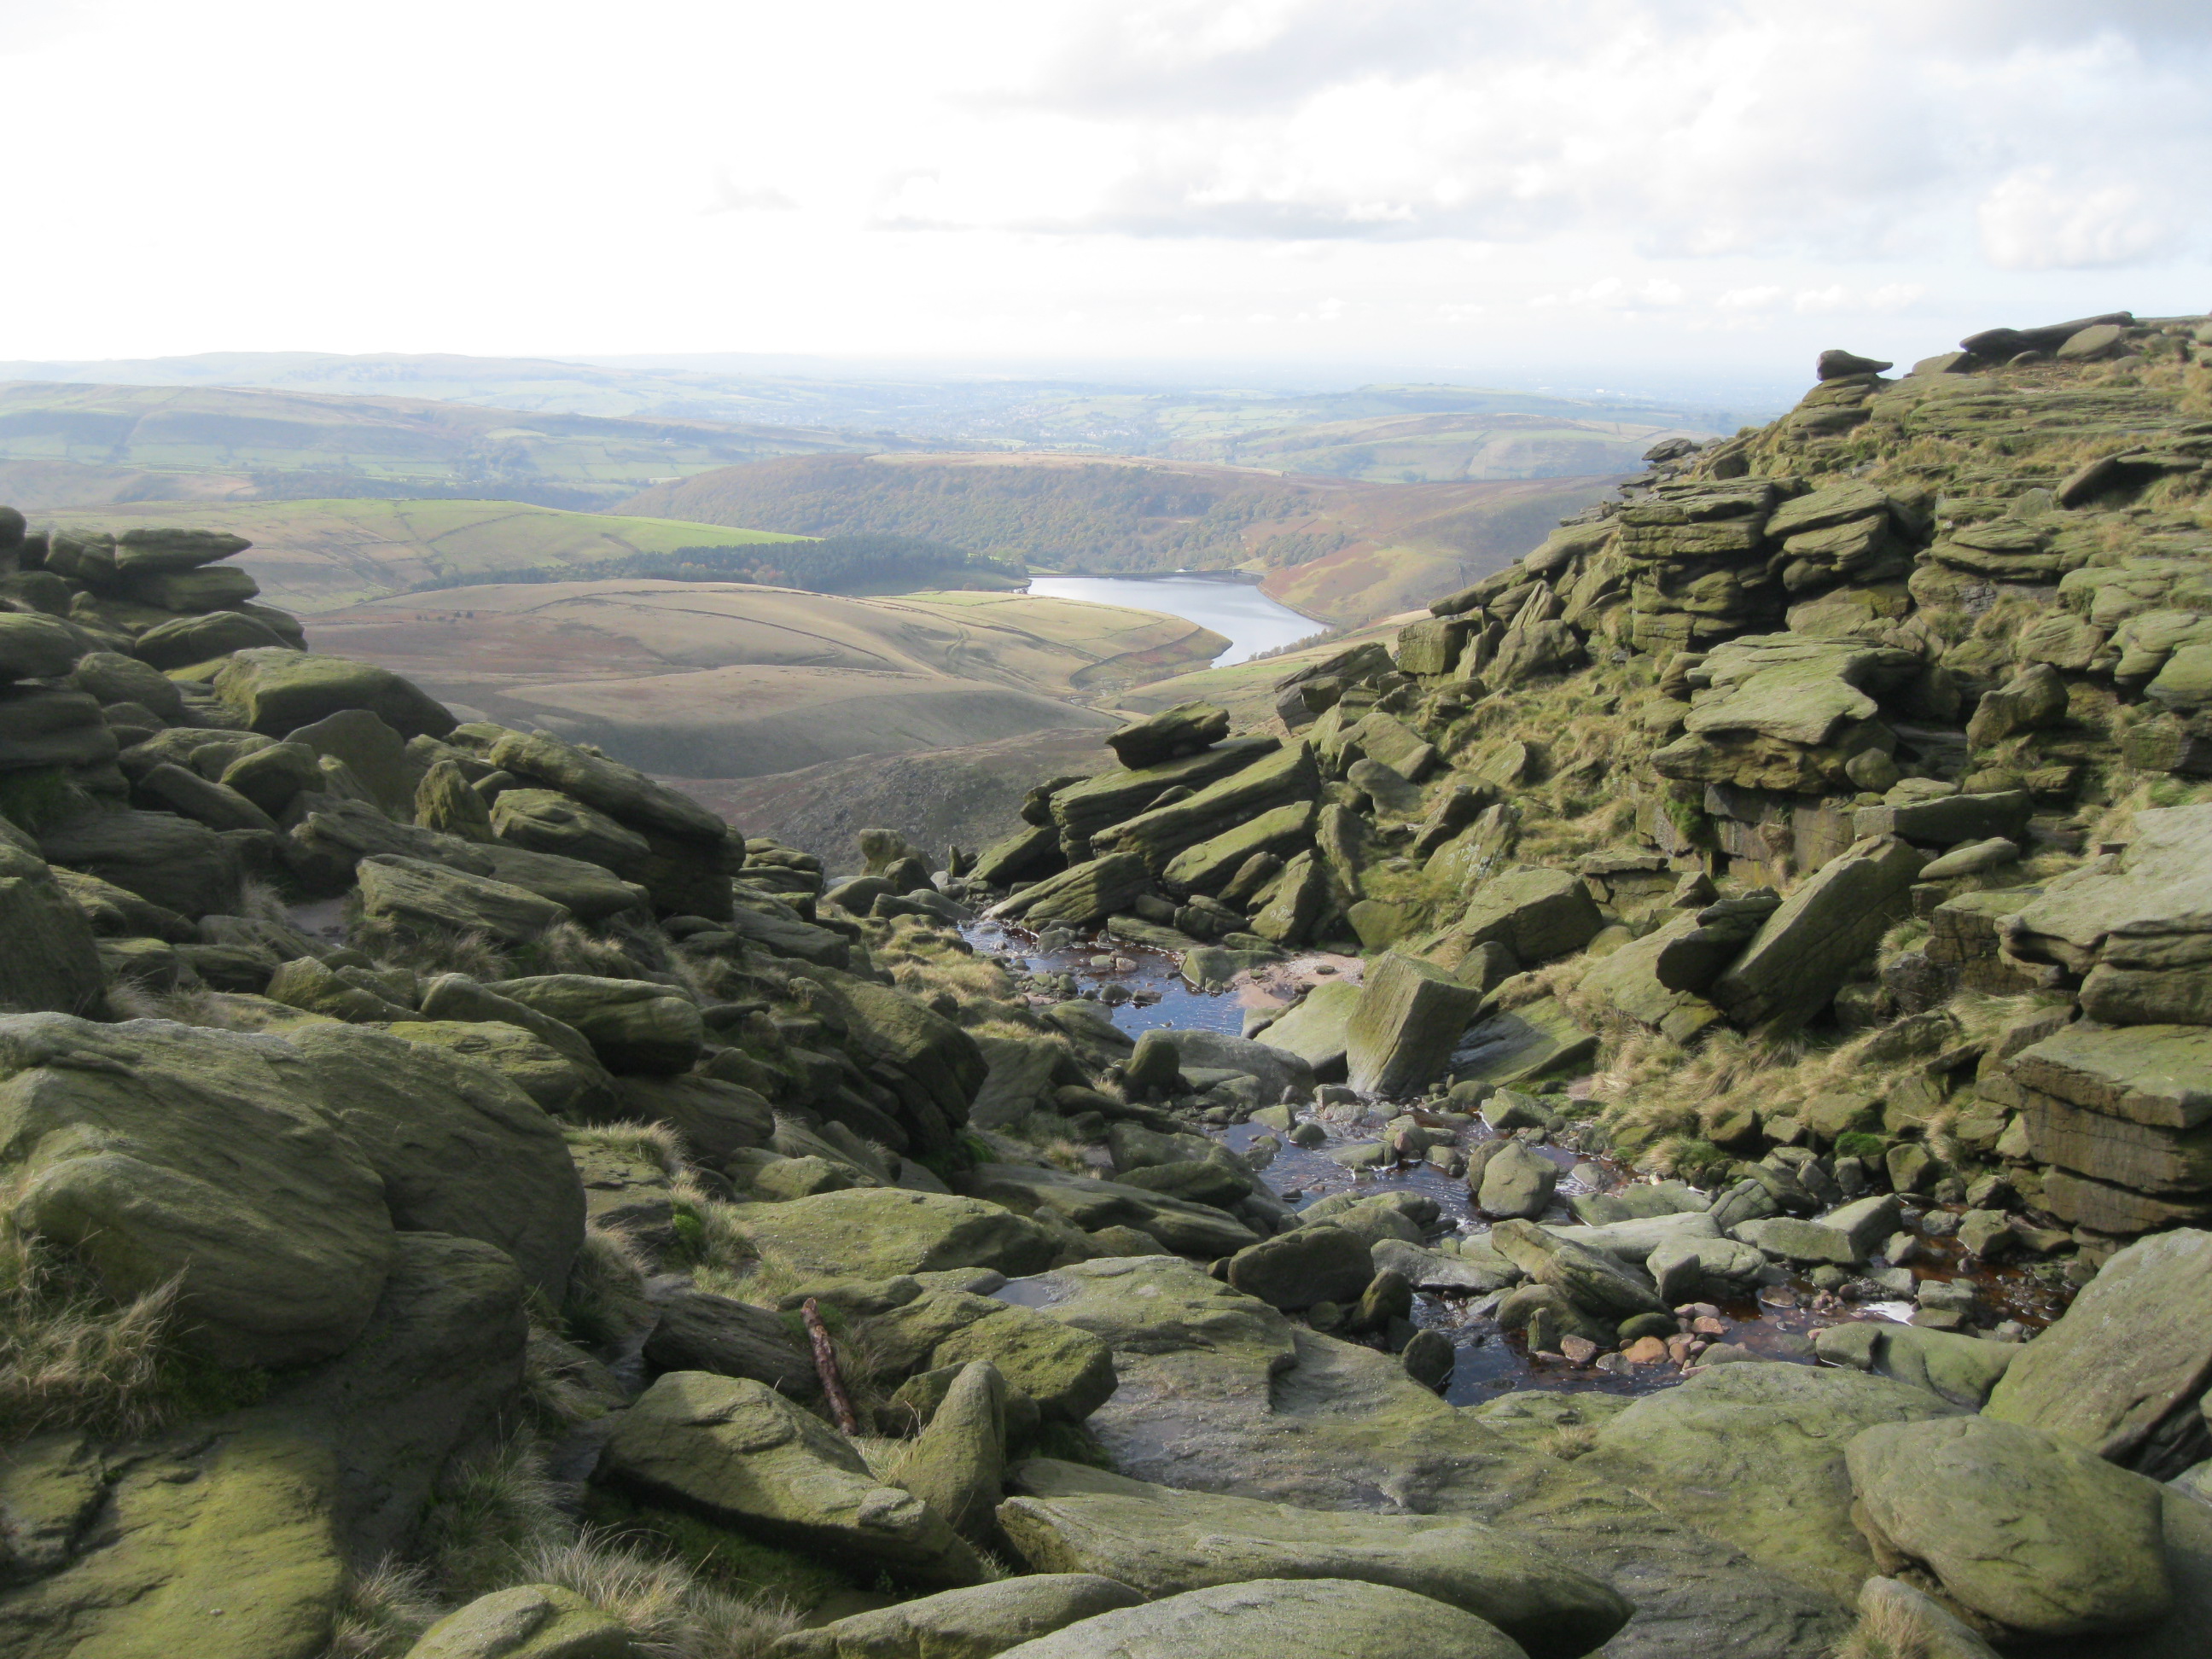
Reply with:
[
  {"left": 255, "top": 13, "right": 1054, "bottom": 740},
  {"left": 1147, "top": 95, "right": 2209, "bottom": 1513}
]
[
  {"left": 616, "top": 451, "right": 1614, "bottom": 626},
  {"left": 302, "top": 580, "right": 1225, "bottom": 777},
  {"left": 37, "top": 498, "right": 807, "bottom": 613},
  {"left": 0, "top": 380, "right": 894, "bottom": 512}
]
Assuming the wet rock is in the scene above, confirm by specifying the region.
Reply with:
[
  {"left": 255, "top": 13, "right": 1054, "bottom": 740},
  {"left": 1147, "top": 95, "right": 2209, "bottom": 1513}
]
[
  {"left": 998, "top": 1458, "right": 1633, "bottom": 1659},
  {"left": 1848, "top": 1415, "right": 2171, "bottom": 1639},
  {"left": 1476, "top": 1140, "right": 1558, "bottom": 1220},
  {"left": 1489, "top": 1219, "right": 1665, "bottom": 1319},
  {"left": 1225, "top": 1225, "right": 1373, "bottom": 1309},
  {"left": 597, "top": 1371, "right": 986, "bottom": 1588}
]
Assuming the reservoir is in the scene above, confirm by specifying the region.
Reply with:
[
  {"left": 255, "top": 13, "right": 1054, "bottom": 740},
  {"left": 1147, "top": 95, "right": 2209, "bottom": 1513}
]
[{"left": 1023, "top": 573, "right": 1321, "bottom": 667}]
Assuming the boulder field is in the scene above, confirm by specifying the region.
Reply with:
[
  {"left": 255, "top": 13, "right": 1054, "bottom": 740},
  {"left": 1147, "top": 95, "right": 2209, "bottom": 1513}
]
[{"left": 3, "top": 312, "right": 2212, "bottom": 1659}]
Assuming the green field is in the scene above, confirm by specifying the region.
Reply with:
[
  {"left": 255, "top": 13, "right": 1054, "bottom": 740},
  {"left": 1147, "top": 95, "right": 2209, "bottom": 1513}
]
[
  {"left": 38, "top": 498, "right": 807, "bottom": 613},
  {"left": 0, "top": 380, "right": 888, "bottom": 513}
]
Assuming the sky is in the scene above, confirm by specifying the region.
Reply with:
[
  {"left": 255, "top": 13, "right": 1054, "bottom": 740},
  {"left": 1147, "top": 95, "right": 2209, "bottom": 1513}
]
[{"left": 3, "top": 0, "right": 2209, "bottom": 398}]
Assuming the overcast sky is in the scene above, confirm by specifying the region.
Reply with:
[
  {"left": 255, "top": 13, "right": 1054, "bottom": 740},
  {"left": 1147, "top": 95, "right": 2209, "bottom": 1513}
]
[{"left": 3, "top": 0, "right": 2207, "bottom": 395}]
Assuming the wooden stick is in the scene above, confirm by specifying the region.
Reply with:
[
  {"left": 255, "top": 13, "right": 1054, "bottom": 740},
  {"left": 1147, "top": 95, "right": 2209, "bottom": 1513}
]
[{"left": 802, "top": 1298, "right": 859, "bottom": 1435}]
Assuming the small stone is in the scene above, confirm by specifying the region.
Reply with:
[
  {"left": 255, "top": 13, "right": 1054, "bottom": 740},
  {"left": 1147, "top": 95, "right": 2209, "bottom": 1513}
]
[
  {"left": 1560, "top": 1335, "right": 1599, "bottom": 1365},
  {"left": 1622, "top": 1336, "right": 1670, "bottom": 1365}
]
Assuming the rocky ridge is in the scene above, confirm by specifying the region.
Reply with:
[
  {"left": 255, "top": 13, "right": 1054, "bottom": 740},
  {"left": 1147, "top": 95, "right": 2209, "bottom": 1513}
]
[{"left": 0, "top": 310, "right": 2210, "bottom": 1659}]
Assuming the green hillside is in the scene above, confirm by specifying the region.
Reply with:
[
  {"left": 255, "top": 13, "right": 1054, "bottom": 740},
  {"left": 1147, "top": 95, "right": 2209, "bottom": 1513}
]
[
  {"left": 38, "top": 498, "right": 806, "bottom": 613},
  {"left": 0, "top": 380, "right": 887, "bottom": 512}
]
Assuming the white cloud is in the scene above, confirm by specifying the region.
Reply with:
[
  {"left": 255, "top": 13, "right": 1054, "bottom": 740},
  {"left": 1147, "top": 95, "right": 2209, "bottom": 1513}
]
[{"left": 1976, "top": 168, "right": 2180, "bottom": 270}]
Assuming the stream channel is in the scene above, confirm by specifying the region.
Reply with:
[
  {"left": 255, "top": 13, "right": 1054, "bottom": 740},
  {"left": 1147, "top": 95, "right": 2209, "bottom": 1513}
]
[{"left": 964, "top": 919, "right": 2073, "bottom": 1405}]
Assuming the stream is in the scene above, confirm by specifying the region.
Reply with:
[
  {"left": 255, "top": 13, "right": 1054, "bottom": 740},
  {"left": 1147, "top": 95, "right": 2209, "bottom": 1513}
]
[{"left": 965, "top": 919, "right": 2072, "bottom": 1403}]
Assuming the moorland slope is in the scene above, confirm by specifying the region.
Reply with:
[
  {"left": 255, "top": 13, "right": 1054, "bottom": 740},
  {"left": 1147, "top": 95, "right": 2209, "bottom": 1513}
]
[
  {"left": 620, "top": 451, "right": 1611, "bottom": 627},
  {"left": 304, "top": 579, "right": 1225, "bottom": 775},
  {"left": 0, "top": 379, "right": 891, "bottom": 511}
]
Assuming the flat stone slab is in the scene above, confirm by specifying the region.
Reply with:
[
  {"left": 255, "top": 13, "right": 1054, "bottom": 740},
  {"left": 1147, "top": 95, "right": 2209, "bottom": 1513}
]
[{"left": 998, "top": 1458, "right": 1632, "bottom": 1659}]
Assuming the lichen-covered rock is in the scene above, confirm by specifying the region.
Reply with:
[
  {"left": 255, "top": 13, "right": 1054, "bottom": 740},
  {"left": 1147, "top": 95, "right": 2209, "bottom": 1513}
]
[
  {"left": 998, "top": 1458, "right": 1630, "bottom": 1659},
  {"left": 597, "top": 1371, "right": 987, "bottom": 1587},
  {"left": 215, "top": 648, "right": 456, "bottom": 738},
  {"left": 0, "top": 1013, "right": 394, "bottom": 1366},
  {"left": 0, "top": 837, "right": 105, "bottom": 1016},
  {"left": 1225, "top": 1224, "right": 1371, "bottom": 1309},
  {"left": 403, "top": 1584, "right": 637, "bottom": 1659},
  {"left": 730, "top": 1188, "right": 1060, "bottom": 1280},
  {"left": 486, "top": 975, "right": 703, "bottom": 1075},
  {"left": 1000, "top": 1578, "right": 1527, "bottom": 1659},
  {"left": 769, "top": 1575, "right": 1144, "bottom": 1659},
  {"left": 283, "top": 1022, "right": 584, "bottom": 1298},
  {"left": 1592, "top": 1362, "right": 1963, "bottom": 1604},
  {"left": 358, "top": 846, "right": 574, "bottom": 938},
  {"left": 1985, "top": 1227, "right": 2212, "bottom": 1476},
  {"left": 642, "top": 1287, "right": 818, "bottom": 1398},
  {"left": 0, "top": 1422, "right": 346, "bottom": 1659},
  {"left": 1848, "top": 1415, "right": 2171, "bottom": 1639},
  {"left": 38, "top": 806, "right": 243, "bottom": 918},
  {"left": 1345, "top": 952, "right": 1482, "bottom": 1096},
  {"left": 1709, "top": 835, "right": 1924, "bottom": 1033}
]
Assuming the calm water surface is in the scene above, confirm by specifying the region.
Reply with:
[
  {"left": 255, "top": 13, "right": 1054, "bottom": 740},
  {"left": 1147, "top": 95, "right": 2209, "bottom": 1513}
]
[{"left": 1024, "top": 574, "right": 1319, "bottom": 666}]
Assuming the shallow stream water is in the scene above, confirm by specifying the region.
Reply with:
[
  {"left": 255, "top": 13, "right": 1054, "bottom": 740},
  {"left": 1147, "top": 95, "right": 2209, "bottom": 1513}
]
[{"left": 968, "top": 919, "right": 2072, "bottom": 1402}]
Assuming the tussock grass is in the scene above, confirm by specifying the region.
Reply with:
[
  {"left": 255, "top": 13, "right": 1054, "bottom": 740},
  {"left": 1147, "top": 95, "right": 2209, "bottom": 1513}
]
[
  {"left": 103, "top": 982, "right": 242, "bottom": 1028},
  {"left": 0, "top": 1185, "right": 272, "bottom": 1441},
  {"left": 1587, "top": 992, "right": 2054, "bottom": 1165},
  {"left": 565, "top": 1121, "right": 688, "bottom": 1178},
  {"left": 385, "top": 1435, "right": 800, "bottom": 1659},
  {"left": 352, "top": 916, "right": 513, "bottom": 981},
  {"left": 1830, "top": 1591, "right": 1937, "bottom": 1659},
  {"left": 323, "top": 1560, "right": 442, "bottom": 1659},
  {"left": 521, "top": 1532, "right": 800, "bottom": 1659},
  {"left": 0, "top": 1209, "right": 179, "bottom": 1441}
]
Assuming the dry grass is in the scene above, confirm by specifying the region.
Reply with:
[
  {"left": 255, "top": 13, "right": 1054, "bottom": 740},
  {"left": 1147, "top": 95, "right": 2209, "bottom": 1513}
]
[
  {"left": 103, "top": 982, "right": 242, "bottom": 1028},
  {"left": 1587, "top": 991, "right": 2054, "bottom": 1167},
  {"left": 565, "top": 1121, "right": 688, "bottom": 1178},
  {"left": 1544, "top": 1423, "right": 1603, "bottom": 1461},
  {"left": 351, "top": 916, "right": 514, "bottom": 981},
  {"left": 0, "top": 1208, "right": 183, "bottom": 1442},
  {"left": 387, "top": 1435, "right": 799, "bottom": 1659},
  {"left": 1830, "top": 1591, "right": 1936, "bottom": 1659},
  {"left": 322, "top": 1560, "right": 442, "bottom": 1659},
  {"left": 521, "top": 1532, "right": 800, "bottom": 1659}
]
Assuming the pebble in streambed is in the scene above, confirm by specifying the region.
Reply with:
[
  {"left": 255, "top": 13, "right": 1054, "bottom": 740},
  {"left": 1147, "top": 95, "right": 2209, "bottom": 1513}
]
[{"left": 968, "top": 917, "right": 2067, "bottom": 1404}]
